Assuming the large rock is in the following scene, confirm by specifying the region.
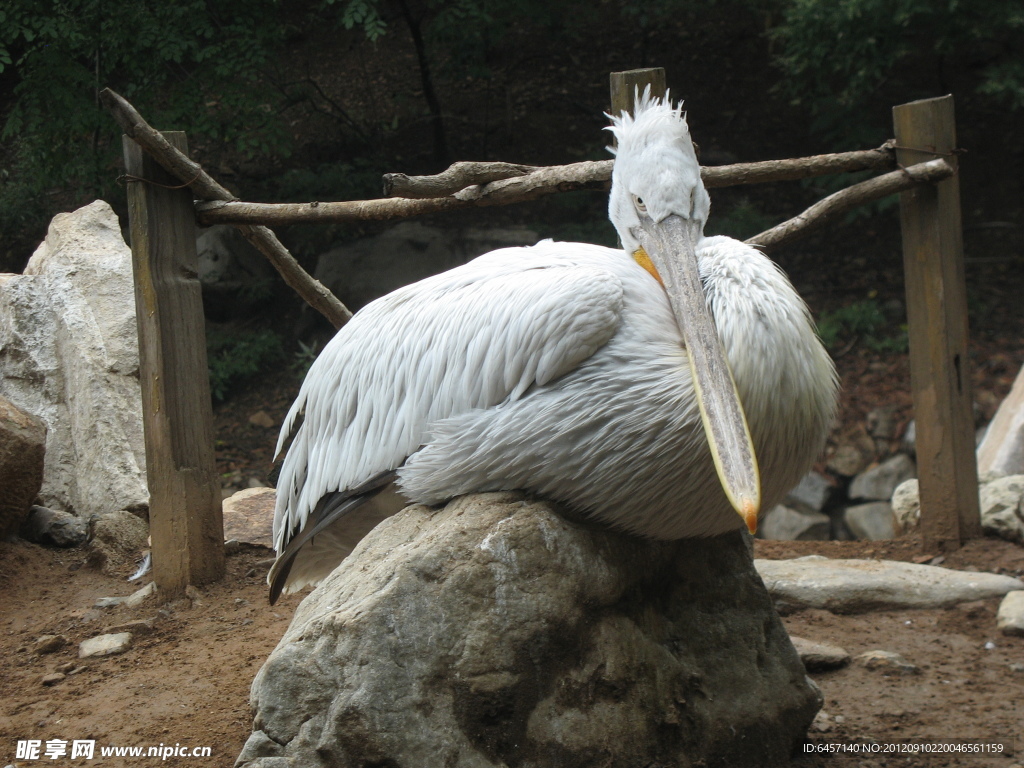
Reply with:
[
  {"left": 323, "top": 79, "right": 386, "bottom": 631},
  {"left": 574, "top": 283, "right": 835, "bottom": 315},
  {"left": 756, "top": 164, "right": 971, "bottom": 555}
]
[
  {"left": 756, "top": 556, "right": 1024, "bottom": 613},
  {"left": 239, "top": 493, "right": 820, "bottom": 768},
  {"left": 0, "top": 396, "right": 46, "bottom": 538},
  {"left": 315, "top": 222, "right": 539, "bottom": 311},
  {"left": 783, "top": 471, "right": 831, "bottom": 515},
  {"left": 0, "top": 201, "right": 147, "bottom": 517},
  {"left": 891, "top": 478, "right": 920, "bottom": 534},
  {"left": 978, "top": 365, "right": 1024, "bottom": 477}
]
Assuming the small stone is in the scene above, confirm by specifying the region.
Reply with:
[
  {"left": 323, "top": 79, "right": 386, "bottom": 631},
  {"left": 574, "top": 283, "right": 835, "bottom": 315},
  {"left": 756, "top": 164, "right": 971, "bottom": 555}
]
[
  {"left": 248, "top": 410, "right": 275, "bottom": 429},
  {"left": 103, "top": 618, "right": 155, "bottom": 635},
  {"left": 844, "top": 502, "right": 895, "bottom": 540},
  {"left": 857, "top": 649, "right": 919, "bottom": 674},
  {"left": 34, "top": 634, "right": 67, "bottom": 654},
  {"left": 79, "top": 632, "right": 132, "bottom": 658},
  {"left": 761, "top": 504, "right": 831, "bottom": 541},
  {"left": 789, "top": 636, "right": 850, "bottom": 672},
  {"left": 224, "top": 539, "right": 241, "bottom": 555},
  {"left": 1007, "top": 662, "right": 1024, "bottom": 673},
  {"left": 849, "top": 454, "right": 916, "bottom": 501},
  {"left": 998, "top": 591, "right": 1024, "bottom": 636},
  {"left": 55, "top": 662, "right": 76, "bottom": 673},
  {"left": 94, "top": 596, "right": 127, "bottom": 609},
  {"left": 123, "top": 581, "right": 156, "bottom": 609},
  {"left": 811, "top": 710, "right": 832, "bottom": 732},
  {"left": 833, "top": 715, "right": 846, "bottom": 724},
  {"left": 40, "top": 672, "right": 66, "bottom": 686},
  {"left": 891, "top": 479, "right": 920, "bottom": 534}
]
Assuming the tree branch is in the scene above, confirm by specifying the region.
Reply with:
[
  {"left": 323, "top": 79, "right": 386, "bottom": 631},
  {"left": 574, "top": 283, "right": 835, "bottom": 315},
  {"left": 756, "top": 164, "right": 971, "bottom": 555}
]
[
  {"left": 746, "top": 158, "right": 955, "bottom": 248},
  {"left": 100, "top": 87, "right": 352, "bottom": 329}
]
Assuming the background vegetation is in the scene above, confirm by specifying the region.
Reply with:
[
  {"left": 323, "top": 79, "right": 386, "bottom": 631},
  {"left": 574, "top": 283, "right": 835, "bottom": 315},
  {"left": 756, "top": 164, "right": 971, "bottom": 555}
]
[{"left": 1, "top": 0, "right": 1021, "bottom": 393}]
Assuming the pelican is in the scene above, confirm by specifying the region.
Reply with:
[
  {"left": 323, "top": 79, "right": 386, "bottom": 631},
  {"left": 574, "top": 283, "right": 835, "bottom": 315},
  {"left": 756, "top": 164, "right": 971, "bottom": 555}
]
[{"left": 268, "top": 90, "right": 838, "bottom": 603}]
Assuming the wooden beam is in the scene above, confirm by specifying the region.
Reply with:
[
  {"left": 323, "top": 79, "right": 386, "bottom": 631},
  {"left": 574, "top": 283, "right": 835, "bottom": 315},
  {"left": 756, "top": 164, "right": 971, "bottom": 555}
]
[
  {"left": 892, "top": 95, "right": 981, "bottom": 551},
  {"left": 123, "top": 132, "right": 225, "bottom": 596}
]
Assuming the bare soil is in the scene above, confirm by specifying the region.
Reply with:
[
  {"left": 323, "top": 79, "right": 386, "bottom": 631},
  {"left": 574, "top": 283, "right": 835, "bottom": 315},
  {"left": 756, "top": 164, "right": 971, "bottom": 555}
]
[{"left": 1, "top": 529, "right": 1021, "bottom": 767}]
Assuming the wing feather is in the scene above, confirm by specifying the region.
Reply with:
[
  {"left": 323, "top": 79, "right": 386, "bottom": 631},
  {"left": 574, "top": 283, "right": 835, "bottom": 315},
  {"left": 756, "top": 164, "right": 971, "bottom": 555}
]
[{"left": 272, "top": 243, "right": 626, "bottom": 554}]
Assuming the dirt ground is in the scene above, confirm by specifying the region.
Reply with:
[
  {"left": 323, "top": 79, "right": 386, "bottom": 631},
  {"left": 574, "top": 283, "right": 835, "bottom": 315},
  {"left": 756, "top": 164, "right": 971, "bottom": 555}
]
[{"left": 1, "top": 527, "right": 1021, "bottom": 767}]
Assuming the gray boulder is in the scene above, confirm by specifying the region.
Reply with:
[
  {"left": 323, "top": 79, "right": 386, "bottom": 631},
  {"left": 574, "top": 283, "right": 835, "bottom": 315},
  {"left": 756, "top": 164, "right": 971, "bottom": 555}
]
[
  {"left": 849, "top": 454, "right": 916, "bottom": 502},
  {"left": 239, "top": 493, "right": 820, "bottom": 768},
  {"left": 0, "top": 201, "right": 147, "bottom": 517},
  {"left": 783, "top": 471, "right": 831, "bottom": 515},
  {"left": 843, "top": 501, "right": 895, "bottom": 541},
  {"left": 21, "top": 505, "right": 88, "bottom": 547},
  {"left": 0, "top": 396, "right": 46, "bottom": 538},
  {"left": 761, "top": 504, "right": 830, "bottom": 541}
]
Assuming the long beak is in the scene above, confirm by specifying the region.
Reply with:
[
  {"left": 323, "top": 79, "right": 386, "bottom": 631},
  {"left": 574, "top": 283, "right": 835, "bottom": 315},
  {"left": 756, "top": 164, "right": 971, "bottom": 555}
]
[{"left": 633, "top": 214, "right": 761, "bottom": 534}]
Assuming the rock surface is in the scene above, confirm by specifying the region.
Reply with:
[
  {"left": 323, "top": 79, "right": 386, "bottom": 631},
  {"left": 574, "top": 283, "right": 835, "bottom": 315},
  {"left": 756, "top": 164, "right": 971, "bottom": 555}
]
[
  {"left": 849, "top": 454, "right": 916, "bottom": 502},
  {"left": 0, "top": 396, "right": 46, "bottom": 538},
  {"left": 979, "top": 474, "right": 1024, "bottom": 544},
  {"left": 761, "top": 504, "right": 830, "bottom": 541},
  {"left": 891, "top": 478, "right": 920, "bottom": 534},
  {"left": 21, "top": 505, "right": 88, "bottom": 547},
  {"left": 788, "top": 636, "right": 850, "bottom": 672},
  {"left": 783, "top": 471, "right": 832, "bottom": 514},
  {"left": 755, "top": 556, "right": 1024, "bottom": 613},
  {"left": 997, "top": 591, "right": 1024, "bottom": 636},
  {"left": 222, "top": 487, "right": 276, "bottom": 549},
  {"left": 239, "top": 493, "right": 820, "bottom": 768},
  {"left": 857, "top": 649, "right": 918, "bottom": 674},
  {"left": 0, "top": 200, "right": 147, "bottom": 517},
  {"left": 843, "top": 501, "right": 895, "bottom": 541},
  {"left": 79, "top": 632, "right": 132, "bottom": 658},
  {"left": 977, "top": 364, "right": 1024, "bottom": 477}
]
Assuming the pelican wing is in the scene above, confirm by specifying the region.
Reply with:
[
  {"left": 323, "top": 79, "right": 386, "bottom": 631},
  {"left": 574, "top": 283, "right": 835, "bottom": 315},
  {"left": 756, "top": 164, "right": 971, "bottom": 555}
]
[{"left": 272, "top": 244, "right": 626, "bottom": 554}]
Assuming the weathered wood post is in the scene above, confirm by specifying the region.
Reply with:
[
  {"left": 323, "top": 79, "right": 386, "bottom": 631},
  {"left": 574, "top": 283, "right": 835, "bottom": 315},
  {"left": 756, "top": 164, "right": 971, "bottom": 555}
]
[
  {"left": 123, "top": 131, "right": 225, "bottom": 596},
  {"left": 893, "top": 96, "right": 981, "bottom": 551},
  {"left": 610, "top": 67, "right": 667, "bottom": 118}
]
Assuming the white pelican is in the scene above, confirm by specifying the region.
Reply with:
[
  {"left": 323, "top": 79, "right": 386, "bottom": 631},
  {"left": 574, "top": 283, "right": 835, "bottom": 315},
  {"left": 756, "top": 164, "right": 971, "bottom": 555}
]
[{"left": 268, "top": 90, "right": 837, "bottom": 603}]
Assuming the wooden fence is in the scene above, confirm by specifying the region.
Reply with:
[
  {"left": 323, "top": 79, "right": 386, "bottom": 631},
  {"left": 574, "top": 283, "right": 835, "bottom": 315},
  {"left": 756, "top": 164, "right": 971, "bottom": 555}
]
[{"left": 103, "top": 68, "right": 980, "bottom": 597}]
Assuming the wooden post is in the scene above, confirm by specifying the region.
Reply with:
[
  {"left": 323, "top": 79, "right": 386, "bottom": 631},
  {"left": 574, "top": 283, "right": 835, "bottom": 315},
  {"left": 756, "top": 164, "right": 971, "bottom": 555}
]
[
  {"left": 610, "top": 68, "right": 667, "bottom": 119},
  {"left": 123, "top": 132, "right": 225, "bottom": 596},
  {"left": 893, "top": 96, "right": 981, "bottom": 551}
]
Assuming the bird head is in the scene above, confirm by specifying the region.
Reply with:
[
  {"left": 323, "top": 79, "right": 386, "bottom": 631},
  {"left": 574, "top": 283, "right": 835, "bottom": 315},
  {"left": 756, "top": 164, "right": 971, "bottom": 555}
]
[
  {"left": 606, "top": 89, "right": 711, "bottom": 262},
  {"left": 606, "top": 89, "right": 761, "bottom": 535}
]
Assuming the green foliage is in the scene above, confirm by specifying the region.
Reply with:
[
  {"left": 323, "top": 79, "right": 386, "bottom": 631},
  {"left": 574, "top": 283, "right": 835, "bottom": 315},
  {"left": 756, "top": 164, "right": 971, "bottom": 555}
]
[
  {"left": 0, "top": 0, "right": 291, "bottom": 268},
  {"left": 771, "top": 0, "right": 1024, "bottom": 144},
  {"left": 206, "top": 328, "right": 285, "bottom": 401},
  {"left": 816, "top": 298, "right": 908, "bottom": 354}
]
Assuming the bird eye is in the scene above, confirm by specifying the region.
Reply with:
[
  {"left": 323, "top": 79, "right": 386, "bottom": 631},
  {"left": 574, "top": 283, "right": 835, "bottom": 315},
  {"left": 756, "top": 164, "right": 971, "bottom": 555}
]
[{"left": 633, "top": 195, "right": 647, "bottom": 213}]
